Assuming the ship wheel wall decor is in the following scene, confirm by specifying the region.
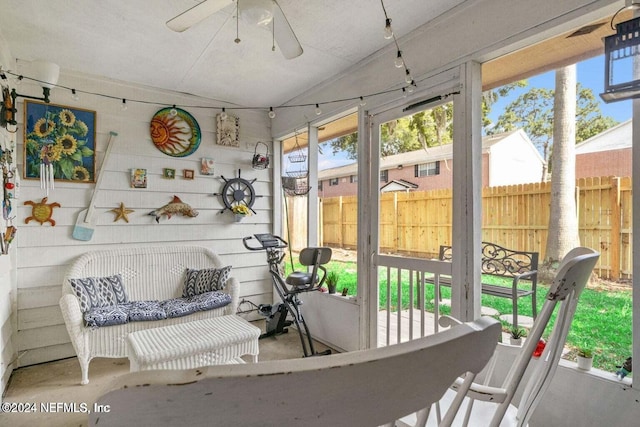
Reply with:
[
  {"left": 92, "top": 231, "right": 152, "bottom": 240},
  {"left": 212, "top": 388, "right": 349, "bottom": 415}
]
[{"left": 213, "top": 169, "right": 263, "bottom": 214}]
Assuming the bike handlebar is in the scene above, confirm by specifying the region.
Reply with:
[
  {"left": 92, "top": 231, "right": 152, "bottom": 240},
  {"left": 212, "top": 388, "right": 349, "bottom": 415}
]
[{"left": 242, "top": 234, "right": 289, "bottom": 250}]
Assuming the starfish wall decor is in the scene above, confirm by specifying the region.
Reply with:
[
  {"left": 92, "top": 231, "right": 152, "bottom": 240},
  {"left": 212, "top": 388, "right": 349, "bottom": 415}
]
[{"left": 111, "top": 202, "right": 134, "bottom": 223}]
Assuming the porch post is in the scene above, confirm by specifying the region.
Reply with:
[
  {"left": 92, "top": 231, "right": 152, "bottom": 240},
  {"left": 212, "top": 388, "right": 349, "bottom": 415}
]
[
  {"left": 633, "top": 99, "right": 639, "bottom": 377},
  {"left": 451, "top": 61, "right": 482, "bottom": 321},
  {"left": 272, "top": 138, "right": 283, "bottom": 237},
  {"left": 307, "top": 124, "right": 319, "bottom": 246}
]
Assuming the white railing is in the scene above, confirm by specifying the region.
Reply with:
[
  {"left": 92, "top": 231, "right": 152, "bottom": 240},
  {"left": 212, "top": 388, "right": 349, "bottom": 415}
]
[{"left": 376, "top": 254, "right": 452, "bottom": 347}]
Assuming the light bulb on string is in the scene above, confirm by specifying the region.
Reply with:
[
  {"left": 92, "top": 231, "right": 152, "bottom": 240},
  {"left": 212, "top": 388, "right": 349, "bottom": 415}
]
[
  {"left": 359, "top": 96, "right": 366, "bottom": 106},
  {"left": 121, "top": 99, "right": 128, "bottom": 111},
  {"left": 170, "top": 105, "right": 178, "bottom": 117},
  {"left": 405, "top": 69, "right": 413, "bottom": 84},
  {"left": 384, "top": 18, "right": 393, "bottom": 39},
  {"left": 221, "top": 107, "right": 228, "bottom": 120},
  {"left": 315, "top": 103, "right": 322, "bottom": 115},
  {"left": 402, "top": 87, "right": 408, "bottom": 98},
  {"left": 268, "top": 107, "right": 276, "bottom": 119},
  {"left": 395, "top": 51, "right": 404, "bottom": 68},
  {"left": 407, "top": 84, "right": 415, "bottom": 94},
  {"left": 71, "top": 89, "right": 79, "bottom": 101}
]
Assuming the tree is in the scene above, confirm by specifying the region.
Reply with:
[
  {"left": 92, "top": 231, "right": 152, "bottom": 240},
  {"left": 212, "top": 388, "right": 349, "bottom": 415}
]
[
  {"left": 326, "top": 104, "right": 454, "bottom": 160},
  {"left": 489, "top": 83, "right": 618, "bottom": 180},
  {"left": 541, "top": 64, "right": 581, "bottom": 278}
]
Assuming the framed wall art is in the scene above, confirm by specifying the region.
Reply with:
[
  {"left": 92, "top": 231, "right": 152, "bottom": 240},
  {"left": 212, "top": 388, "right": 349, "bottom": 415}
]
[
  {"left": 216, "top": 113, "right": 239, "bottom": 147},
  {"left": 183, "top": 169, "right": 194, "bottom": 180},
  {"left": 201, "top": 157, "right": 214, "bottom": 175},
  {"left": 131, "top": 168, "right": 147, "bottom": 188},
  {"left": 23, "top": 100, "right": 96, "bottom": 182},
  {"left": 163, "top": 168, "right": 176, "bottom": 179}
]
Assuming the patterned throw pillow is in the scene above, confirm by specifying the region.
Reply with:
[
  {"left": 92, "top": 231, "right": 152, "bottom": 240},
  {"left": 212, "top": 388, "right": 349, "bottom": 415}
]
[
  {"left": 182, "top": 266, "right": 231, "bottom": 297},
  {"left": 69, "top": 274, "right": 128, "bottom": 312}
]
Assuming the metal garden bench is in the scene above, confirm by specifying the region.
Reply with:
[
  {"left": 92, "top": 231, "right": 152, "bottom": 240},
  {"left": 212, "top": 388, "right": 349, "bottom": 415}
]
[{"left": 436, "top": 242, "right": 539, "bottom": 330}]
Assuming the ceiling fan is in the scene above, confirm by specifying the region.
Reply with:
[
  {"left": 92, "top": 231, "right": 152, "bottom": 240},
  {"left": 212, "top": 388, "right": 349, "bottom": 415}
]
[{"left": 167, "top": 0, "right": 303, "bottom": 59}]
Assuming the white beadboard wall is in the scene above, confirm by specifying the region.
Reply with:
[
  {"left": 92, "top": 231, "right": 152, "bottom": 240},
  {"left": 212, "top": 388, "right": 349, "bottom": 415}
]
[{"left": 14, "top": 68, "right": 274, "bottom": 367}]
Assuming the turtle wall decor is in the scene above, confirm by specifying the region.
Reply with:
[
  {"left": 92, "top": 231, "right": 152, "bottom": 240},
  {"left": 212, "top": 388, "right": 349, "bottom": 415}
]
[{"left": 24, "top": 197, "right": 61, "bottom": 226}]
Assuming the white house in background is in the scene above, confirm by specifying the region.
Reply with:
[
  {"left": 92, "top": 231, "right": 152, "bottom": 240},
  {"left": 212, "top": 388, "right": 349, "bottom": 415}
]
[
  {"left": 575, "top": 119, "right": 632, "bottom": 179},
  {"left": 318, "top": 129, "right": 545, "bottom": 197}
]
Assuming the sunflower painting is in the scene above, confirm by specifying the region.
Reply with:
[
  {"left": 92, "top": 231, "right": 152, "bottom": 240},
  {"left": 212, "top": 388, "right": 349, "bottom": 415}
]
[{"left": 23, "top": 101, "right": 96, "bottom": 182}]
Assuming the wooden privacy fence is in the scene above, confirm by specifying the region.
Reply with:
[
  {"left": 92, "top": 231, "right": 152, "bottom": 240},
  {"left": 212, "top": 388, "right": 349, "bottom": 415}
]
[{"left": 313, "top": 176, "right": 631, "bottom": 281}]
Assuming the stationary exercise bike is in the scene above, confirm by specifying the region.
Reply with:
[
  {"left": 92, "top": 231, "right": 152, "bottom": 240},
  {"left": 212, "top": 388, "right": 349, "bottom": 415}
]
[{"left": 243, "top": 233, "right": 331, "bottom": 357}]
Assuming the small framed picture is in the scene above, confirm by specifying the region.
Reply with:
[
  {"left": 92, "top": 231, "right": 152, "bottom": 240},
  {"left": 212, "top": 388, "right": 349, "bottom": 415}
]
[
  {"left": 163, "top": 168, "right": 176, "bottom": 179},
  {"left": 183, "top": 169, "right": 194, "bottom": 180},
  {"left": 131, "top": 168, "right": 147, "bottom": 188},
  {"left": 201, "top": 158, "right": 215, "bottom": 175}
]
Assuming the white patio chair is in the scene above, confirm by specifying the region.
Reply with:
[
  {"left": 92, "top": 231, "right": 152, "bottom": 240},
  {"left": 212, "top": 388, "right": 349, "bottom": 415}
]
[
  {"left": 399, "top": 246, "right": 600, "bottom": 427},
  {"left": 89, "top": 317, "right": 501, "bottom": 427}
]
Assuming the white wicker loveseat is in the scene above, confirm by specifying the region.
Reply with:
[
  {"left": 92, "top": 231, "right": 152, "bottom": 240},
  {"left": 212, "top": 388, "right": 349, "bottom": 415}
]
[{"left": 59, "top": 246, "right": 239, "bottom": 384}]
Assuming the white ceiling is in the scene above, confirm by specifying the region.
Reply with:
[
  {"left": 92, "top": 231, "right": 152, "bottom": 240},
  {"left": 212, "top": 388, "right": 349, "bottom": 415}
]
[{"left": 0, "top": 0, "right": 467, "bottom": 108}]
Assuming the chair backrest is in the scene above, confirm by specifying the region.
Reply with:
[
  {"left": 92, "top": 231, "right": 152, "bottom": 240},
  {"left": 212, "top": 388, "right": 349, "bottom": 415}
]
[
  {"left": 492, "top": 246, "right": 599, "bottom": 427},
  {"left": 299, "top": 246, "right": 332, "bottom": 287},
  {"left": 90, "top": 317, "right": 501, "bottom": 427}
]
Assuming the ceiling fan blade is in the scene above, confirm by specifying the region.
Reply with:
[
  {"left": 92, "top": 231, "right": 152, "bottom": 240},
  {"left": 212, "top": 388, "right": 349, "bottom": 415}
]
[
  {"left": 272, "top": 1, "right": 303, "bottom": 59},
  {"left": 166, "top": 0, "right": 233, "bottom": 32}
]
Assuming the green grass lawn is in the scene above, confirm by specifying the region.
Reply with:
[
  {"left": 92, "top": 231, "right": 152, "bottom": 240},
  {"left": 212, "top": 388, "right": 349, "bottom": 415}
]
[{"left": 284, "top": 257, "right": 632, "bottom": 373}]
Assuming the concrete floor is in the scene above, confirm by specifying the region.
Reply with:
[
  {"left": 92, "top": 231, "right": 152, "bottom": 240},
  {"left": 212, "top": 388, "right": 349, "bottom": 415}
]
[{"left": 1, "top": 320, "right": 333, "bottom": 427}]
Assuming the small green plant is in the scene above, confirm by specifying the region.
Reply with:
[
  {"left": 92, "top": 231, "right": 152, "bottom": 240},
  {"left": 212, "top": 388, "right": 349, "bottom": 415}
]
[
  {"left": 510, "top": 327, "right": 527, "bottom": 339},
  {"left": 577, "top": 348, "right": 593, "bottom": 358},
  {"left": 325, "top": 271, "right": 339, "bottom": 293},
  {"left": 326, "top": 271, "right": 339, "bottom": 284}
]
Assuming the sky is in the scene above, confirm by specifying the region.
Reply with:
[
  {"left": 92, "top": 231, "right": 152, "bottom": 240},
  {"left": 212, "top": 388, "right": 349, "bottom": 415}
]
[{"left": 294, "top": 54, "right": 633, "bottom": 173}]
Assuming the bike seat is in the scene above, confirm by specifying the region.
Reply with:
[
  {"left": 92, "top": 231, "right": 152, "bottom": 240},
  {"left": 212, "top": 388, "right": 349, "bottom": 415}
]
[{"left": 286, "top": 272, "right": 315, "bottom": 289}]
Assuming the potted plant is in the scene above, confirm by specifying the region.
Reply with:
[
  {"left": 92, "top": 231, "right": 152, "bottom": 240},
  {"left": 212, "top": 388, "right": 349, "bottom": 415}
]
[
  {"left": 325, "top": 271, "right": 339, "bottom": 294},
  {"left": 231, "top": 204, "right": 250, "bottom": 222},
  {"left": 509, "top": 327, "right": 526, "bottom": 346},
  {"left": 577, "top": 348, "right": 593, "bottom": 371}
]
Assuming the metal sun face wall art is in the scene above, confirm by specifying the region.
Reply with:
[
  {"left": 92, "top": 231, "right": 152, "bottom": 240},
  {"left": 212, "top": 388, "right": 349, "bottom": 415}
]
[{"left": 150, "top": 107, "right": 201, "bottom": 157}]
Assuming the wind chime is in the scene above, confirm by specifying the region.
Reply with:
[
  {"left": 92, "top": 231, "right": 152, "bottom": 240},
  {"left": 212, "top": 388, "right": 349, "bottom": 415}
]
[
  {"left": 282, "top": 132, "right": 310, "bottom": 196},
  {"left": 40, "top": 144, "right": 55, "bottom": 195}
]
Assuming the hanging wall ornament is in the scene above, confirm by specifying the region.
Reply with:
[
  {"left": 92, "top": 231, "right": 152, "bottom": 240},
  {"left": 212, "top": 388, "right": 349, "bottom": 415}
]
[
  {"left": 213, "top": 169, "right": 264, "bottom": 215},
  {"left": 150, "top": 107, "right": 201, "bottom": 157},
  {"left": 24, "top": 197, "right": 60, "bottom": 226},
  {"left": 252, "top": 141, "right": 270, "bottom": 170}
]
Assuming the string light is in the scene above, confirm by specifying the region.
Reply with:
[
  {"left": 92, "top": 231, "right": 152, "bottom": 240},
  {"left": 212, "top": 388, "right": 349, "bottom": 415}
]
[
  {"left": 220, "top": 107, "right": 227, "bottom": 120},
  {"left": 71, "top": 88, "right": 79, "bottom": 101},
  {"left": 1, "top": 70, "right": 423, "bottom": 119},
  {"left": 394, "top": 51, "right": 404, "bottom": 68},
  {"left": 384, "top": 18, "right": 393, "bottom": 39},
  {"left": 381, "top": 0, "right": 418, "bottom": 94}
]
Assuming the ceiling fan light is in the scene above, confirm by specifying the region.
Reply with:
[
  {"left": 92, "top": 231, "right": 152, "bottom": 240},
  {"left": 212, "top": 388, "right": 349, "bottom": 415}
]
[{"left": 241, "top": 0, "right": 274, "bottom": 27}]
